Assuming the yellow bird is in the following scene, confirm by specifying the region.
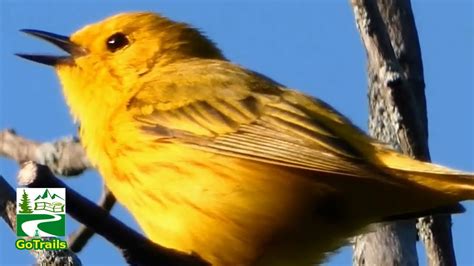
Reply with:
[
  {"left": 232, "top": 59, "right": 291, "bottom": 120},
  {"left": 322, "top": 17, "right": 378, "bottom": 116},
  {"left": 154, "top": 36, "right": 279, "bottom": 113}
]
[{"left": 18, "top": 12, "right": 474, "bottom": 266}]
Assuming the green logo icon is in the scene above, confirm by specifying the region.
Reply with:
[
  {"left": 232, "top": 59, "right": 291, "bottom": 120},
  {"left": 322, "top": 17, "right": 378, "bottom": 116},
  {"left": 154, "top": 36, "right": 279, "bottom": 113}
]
[{"left": 16, "top": 188, "right": 66, "bottom": 238}]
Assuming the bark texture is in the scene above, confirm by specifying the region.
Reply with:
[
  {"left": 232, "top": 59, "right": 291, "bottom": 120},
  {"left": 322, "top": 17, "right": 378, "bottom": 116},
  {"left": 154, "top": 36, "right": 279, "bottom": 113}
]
[
  {"left": 0, "top": 129, "right": 91, "bottom": 176},
  {"left": 350, "top": 0, "right": 457, "bottom": 265}
]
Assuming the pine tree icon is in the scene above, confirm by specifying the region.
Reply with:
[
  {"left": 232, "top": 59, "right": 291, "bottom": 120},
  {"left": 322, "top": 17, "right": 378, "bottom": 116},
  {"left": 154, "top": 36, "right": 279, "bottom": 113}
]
[{"left": 19, "top": 189, "right": 33, "bottom": 214}]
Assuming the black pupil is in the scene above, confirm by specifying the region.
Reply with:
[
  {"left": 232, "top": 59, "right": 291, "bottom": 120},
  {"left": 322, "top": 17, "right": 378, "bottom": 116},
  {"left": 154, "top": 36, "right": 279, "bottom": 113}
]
[{"left": 106, "top": 33, "right": 129, "bottom": 52}]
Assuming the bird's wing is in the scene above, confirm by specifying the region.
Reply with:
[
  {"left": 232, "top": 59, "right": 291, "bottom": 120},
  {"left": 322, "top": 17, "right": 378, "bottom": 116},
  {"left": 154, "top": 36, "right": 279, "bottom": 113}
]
[{"left": 127, "top": 61, "right": 376, "bottom": 177}]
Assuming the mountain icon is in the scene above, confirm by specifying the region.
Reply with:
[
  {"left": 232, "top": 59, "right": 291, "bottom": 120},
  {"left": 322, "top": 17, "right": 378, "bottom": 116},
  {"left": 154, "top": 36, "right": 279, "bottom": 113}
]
[{"left": 34, "top": 189, "right": 64, "bottom": 201}]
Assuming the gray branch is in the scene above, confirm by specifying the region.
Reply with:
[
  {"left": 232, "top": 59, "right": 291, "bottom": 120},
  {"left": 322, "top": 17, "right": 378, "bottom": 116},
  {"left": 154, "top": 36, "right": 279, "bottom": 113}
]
[
  {"left": 68, "top": 184, "right": 116, "bottom": 252},
  {"left": 350, "top": 0, "right": 456, "bottom": 265},
  {"left": 0, "top": 129, "right": 116, "bottom": 261},
  {"left": 0, "top": 129, "right": 91, "bottom": 176}
]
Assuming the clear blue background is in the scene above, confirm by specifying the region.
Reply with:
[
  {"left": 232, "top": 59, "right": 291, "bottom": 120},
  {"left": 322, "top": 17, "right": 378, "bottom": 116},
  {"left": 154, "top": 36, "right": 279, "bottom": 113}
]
[{"left": 1, "top": 1, "right": 472, "bottom": 265}]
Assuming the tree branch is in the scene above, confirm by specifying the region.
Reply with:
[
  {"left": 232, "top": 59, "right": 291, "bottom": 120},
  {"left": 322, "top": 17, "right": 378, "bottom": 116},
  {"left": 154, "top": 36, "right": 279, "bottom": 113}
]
[
  {"left": 1, "top": 129, "right": 117, "bottom": 253},
  {"left": 68, "top": 185, "right": 116, "bottom": 252},
  {"left": 350, "top": 0, "right": 425, "bottom": 265},
  {"left": 350, "top": 0, "right": 457, "bottom": 265},
  {"left": 353, "top": 0, "right": 456, "bottom": 265},
  {"left": 351, "top": 1, "right": 418, "bottom": 264},
  {"left": 381, "top": 0, "right": 457, "bottom": 263},
  {"left": 0, "top": 129, "right": 91, "bottom": 176},
  {"left": 17, "top": 162, "right": 209, "bottom": 266},
  {"left": 0, "top": 175, "right": 16, "bottom": 231}
]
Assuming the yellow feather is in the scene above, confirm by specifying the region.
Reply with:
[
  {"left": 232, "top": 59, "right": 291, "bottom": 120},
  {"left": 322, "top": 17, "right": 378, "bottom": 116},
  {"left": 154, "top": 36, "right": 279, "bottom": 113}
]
[{"left": 19, "top": 11, "right": 474, "bottom": 266}]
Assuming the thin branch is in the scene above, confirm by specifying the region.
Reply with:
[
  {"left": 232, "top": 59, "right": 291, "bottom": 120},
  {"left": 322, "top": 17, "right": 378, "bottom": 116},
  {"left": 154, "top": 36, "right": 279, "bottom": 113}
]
[
  {"left": 350, "top": 1, "right": 457, "bottom": 265},
  {"left": 68, "top": 185, "right": 116, "bottom": 252},
  {"left": 1, "top": 129, "right": 118, "bottom": 253},
  {"left": 351, "top": 0, "right": 420, "bottom": 265},
  {"left": 0, "top": 176, "right": 82, "bottom": 265},
  {"left": 380, "top": 0, "right": 457, "bottom": 263},
  {"left": 17, "top": 162, "right": 210, "bottom": 266},
  {"left": 0, "top": 129, "right": 91, "bottom": 176},
  {"left": 0, "top": 175, "right": 18, "bottom": 232},
  {"left": 417, "top": 215, "right": 456, "bottom": 266}
]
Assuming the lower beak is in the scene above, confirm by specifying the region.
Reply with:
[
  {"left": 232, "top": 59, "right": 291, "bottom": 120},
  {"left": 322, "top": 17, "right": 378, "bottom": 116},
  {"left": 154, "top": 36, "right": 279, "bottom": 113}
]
[{"left": 16, "top": 29, "right": 87, "bottom": 66}]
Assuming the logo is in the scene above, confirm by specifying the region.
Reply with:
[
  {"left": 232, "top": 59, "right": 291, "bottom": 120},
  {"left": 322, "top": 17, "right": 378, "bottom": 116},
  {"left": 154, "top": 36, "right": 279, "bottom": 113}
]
[{"left": 16, "top": 188, "right": 68, "bottom": 250}]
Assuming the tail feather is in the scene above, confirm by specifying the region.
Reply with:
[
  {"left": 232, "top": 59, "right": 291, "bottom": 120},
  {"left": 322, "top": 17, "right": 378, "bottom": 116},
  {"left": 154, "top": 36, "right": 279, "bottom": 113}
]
[
  {"left": 406, "top": 171, "right": 474, "bottom": 200},
  {"left": 377, "top": 149, "right": 474, "bottom": 200}
]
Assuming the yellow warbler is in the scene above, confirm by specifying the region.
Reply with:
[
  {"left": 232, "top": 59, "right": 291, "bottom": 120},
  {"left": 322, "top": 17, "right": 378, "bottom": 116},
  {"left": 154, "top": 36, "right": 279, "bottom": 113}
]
[{"left": 18, "top": 12, "right": 474, "bottom": 266}]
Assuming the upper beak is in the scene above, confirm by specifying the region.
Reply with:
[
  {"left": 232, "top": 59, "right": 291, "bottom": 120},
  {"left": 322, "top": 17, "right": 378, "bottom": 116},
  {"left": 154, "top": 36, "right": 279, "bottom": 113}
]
[{"left": 16, "top": 29, "right": 87, "bottom": 66}]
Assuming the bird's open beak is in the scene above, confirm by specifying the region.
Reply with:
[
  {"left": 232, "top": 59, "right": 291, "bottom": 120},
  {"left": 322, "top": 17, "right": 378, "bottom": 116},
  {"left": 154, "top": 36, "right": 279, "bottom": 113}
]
[{"left": 16, "top": 29, "right": 87, "bottom": 66}]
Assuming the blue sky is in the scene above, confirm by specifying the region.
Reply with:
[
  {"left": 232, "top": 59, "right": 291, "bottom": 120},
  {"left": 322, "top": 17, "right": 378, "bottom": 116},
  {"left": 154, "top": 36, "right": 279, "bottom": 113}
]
[{"left": 0, "top": 1, "right": 472, "bottom": 265}]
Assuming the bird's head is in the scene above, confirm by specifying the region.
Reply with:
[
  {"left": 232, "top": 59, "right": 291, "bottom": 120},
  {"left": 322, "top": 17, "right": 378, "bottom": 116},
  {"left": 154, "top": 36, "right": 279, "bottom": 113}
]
[{"left": 17, "top": 12, "right": 225, "bottom": 122}]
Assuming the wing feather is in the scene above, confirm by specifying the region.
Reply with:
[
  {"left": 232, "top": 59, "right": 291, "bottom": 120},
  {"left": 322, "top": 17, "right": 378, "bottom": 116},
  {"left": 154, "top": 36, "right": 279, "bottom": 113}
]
[
  {"left": 127, "top": 60, "right": 374, "bottom": 177},
  {"left": 131, "top": 95, "right": 371, "bottom": 177}
]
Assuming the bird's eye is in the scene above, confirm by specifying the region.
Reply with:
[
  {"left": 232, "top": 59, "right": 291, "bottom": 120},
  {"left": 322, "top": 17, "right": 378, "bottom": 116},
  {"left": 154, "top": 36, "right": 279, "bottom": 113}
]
[{"left": 106, "top": 32, "right": 129, "bottom": 52}]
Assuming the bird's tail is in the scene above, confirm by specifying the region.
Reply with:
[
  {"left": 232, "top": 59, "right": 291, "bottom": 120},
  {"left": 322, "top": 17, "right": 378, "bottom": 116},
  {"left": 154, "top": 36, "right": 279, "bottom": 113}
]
[{"left": 377, "top": 149, "right": 474, "bottom": 201}]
